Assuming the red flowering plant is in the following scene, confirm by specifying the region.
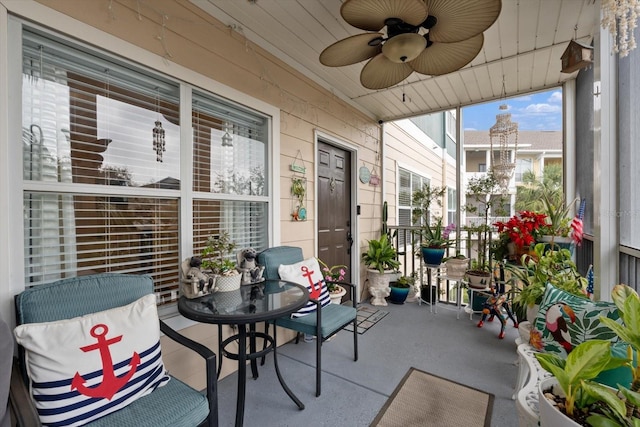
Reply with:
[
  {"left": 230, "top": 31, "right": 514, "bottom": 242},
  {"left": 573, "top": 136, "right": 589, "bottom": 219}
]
[
  {"left": 493, "top": 211, "right": 547, "bottom": 260},
  {"left": 317, "top": 258, "right": 348, "bottom": 293}
]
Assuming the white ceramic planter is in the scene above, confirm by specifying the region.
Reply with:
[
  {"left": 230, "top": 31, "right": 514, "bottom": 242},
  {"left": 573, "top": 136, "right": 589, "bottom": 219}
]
[
  {"left": 329, "top": 286, "right": 346, "bottom": 304},
  {"left": 444, "top": 258, "right": 468, "bottom": 279},
  {"left": 367, "top": 269, "right": 398, "bottom": 306},
  {"left": 538, "top": 377, "right": 582, "bottom": 427},
  {"left": 466, "top": 271, "right": 491, "bottom": 289},
  {"left": 526, "top": 304, "right": 540, "bottom": 323},
  {"left": 215, "top": 273, "right": 242, "bottom": 292}
]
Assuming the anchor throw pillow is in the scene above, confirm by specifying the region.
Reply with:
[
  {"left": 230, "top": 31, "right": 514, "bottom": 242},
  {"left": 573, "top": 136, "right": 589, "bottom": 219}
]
[
  {"left": 14, "top": 294, "right": 170, "bottom": 427},
  {"left": 278, "top": 257, "right": 331, "bottom": 317}
]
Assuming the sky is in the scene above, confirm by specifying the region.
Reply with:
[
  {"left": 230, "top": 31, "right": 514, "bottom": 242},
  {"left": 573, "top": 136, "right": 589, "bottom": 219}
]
[{"left": 462, "top": 89, "right": 562, "bottom": 131}]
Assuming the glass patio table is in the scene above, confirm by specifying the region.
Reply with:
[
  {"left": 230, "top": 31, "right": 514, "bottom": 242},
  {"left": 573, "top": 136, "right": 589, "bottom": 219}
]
[{"left": 178, "top": 279, "right": 309, "bottom": 427}]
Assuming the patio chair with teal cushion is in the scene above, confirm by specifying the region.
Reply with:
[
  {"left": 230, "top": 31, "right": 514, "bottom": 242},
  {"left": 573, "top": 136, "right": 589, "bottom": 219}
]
[
  {"left": 257, "top": 246, "right": 358, "bottom": 397},
  {"left": 11, "top": 273, "right": 218, "bottom": 427}
]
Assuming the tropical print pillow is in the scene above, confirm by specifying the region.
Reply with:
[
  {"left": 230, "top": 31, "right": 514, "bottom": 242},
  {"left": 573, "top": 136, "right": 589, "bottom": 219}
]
[{"left": 530, "top": 283, "right": 621, "bottom": 357}]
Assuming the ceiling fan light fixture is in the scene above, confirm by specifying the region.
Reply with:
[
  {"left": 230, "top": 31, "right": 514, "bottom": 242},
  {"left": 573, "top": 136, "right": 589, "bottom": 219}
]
[{"left": 382, "top": 33, "right": 426, "bottom": 63}]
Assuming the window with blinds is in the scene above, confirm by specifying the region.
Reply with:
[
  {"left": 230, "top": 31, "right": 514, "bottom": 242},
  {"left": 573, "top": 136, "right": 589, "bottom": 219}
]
[
  {"left": 192, "top": 91, "right": 269, "bottom": 260},
  {"left": 20, "top": 26, "right": 271, "bottom": 307},
  {"left": 397, "top": 168, "right": 431, "bottom": 249}
]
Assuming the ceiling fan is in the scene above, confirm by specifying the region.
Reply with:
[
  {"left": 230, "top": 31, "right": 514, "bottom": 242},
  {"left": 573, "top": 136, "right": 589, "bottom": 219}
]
[{"left": 319, "top": 0, "right": 502, "bottom": 90}]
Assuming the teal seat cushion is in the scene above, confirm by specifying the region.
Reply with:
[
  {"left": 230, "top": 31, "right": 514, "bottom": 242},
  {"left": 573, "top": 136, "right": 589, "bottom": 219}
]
[
  {"left": 88, "top": 376, "right": 209, "bottom": 427},
  {"left": 275, "top": 303, "right": 356, "bottom": 338}
]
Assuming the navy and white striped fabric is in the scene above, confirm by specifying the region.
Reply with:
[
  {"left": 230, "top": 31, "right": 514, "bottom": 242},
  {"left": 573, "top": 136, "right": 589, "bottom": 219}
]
[
  {"left": 278, "top": 257, "right": 331, "bottom": 317},
  {"left": 14, "top": 294, "right": 170, "bottom": 426}
]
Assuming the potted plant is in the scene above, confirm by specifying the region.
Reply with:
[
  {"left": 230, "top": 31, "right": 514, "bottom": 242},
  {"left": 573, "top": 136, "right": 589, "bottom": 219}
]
[
  {"left": 463, "top": 172, "right": 508, "bottom": 288},
  {"left": 362, "top": 233, "right": 400, "bottom": 306},
  {"left": 201, "top": 231, "right": 241, "bottom": 292},
  {"left": 389, "top": 273, "right": 416, "bottom": 304},
  {"left": 419, "top": 218, "right": 456, "bottom": 265},
  {"left": 493, "top": 210, "right": 548, "bottom": 261},
  {"left": 411, "top": 184, "right": 450, "bottom": 265},
  {"left": 508, "top": 242, "right": 587, "bottom": 321},
  {"left": 538, "top": 190, "right": 579, "bottom": 251},
  {"left": 318, "top": 258, "right": 348, "bottom": 304},
  {"left": 535, "top": 284, "right": 640, "bottom": 426},
  {"left": 443, "top": 252, "right": 469, "bottom": 280}
]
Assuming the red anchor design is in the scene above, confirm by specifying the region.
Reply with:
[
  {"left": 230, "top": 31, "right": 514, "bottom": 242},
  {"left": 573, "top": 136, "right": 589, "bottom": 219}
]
[
  {"left": 301, "top": 266, "right": 321, "bottom": 299},
  {"left": 71, "top": 324, "right": 140, "bottom": 400}
]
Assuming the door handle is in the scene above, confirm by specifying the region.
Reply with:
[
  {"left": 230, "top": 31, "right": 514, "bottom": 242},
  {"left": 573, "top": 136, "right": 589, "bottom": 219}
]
[{"left": 346, "top": 231, "right": 354, "bottom": 248}]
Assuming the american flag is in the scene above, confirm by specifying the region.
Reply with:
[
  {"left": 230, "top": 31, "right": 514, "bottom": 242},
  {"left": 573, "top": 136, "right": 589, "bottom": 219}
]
[
  {"left": 586, "top": 264, "right": 594, "bottom": 300},
  {"left": 571, "top": 198, "right": 586, "bottom": 246}
]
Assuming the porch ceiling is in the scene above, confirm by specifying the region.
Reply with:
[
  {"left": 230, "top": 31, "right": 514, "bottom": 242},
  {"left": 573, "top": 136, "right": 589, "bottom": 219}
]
[{"left": 191, "top": 0, "right": 599, "bottom": 122}]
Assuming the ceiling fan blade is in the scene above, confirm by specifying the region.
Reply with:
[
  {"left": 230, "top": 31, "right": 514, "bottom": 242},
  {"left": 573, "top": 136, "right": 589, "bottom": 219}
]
[
  {"left": 320, "top": 33, "right": 383, "bottom": 67},
  {"left": 426, "top": 0, "right": 501, "bottom": 43},
  {"left": 341, "top": 0, "right": 428, "bottom": 32},
  {"left": 410, "top": 34, "right": 484, "bottom": 76},
  {"left": 360, "top": 53, "right": 413, "bottom": 90}
]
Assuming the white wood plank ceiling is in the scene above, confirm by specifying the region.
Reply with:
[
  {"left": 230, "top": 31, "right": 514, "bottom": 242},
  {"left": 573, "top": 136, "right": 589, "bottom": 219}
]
[{"left": 191, "top": 0, "right": 599, "bottom": 122}]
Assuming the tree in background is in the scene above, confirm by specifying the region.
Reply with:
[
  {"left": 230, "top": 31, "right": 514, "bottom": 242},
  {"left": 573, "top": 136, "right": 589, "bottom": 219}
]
[{"left": 514, "top": 163, "right": 563, "bottom": 212}]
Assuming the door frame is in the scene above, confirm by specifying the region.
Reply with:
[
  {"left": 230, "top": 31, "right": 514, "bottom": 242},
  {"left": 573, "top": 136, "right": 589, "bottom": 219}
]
[{"left": 314, "top": 130, "right": 360, "bottom": 302}]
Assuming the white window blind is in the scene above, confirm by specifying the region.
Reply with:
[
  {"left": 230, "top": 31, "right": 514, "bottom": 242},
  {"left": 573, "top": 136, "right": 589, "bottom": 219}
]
[
  {"left": 22, "top": 28, "right": 181, "bottom": 303},
  {"left": 192, "top": 91, "right": 269, "bottom": 256},
  {"left": 20, "top": 26, "right": 272, "bottom": 307}
]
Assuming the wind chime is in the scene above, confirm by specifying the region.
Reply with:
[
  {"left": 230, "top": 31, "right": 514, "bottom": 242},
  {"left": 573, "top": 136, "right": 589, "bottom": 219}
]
[
  {"left": 152, "top": 87, "right": 166, "bottom": 162},
  {"left": 489, "top": 79, "right": 518, "bottom": 191}
]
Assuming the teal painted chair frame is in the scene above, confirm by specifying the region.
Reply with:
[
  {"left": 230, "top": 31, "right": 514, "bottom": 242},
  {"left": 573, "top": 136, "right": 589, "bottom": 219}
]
[
  {"left": 257, "top": 246, "right": 358, "bottom": 397},
  {"left": 11, "top": 273, "right": 218, "bottom": 427}
]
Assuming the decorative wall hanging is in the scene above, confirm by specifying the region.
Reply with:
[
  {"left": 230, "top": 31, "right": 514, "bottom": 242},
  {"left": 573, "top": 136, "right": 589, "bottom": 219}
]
[
  {"left": 291, "top": 176, "right": 307, "bottom": 221},
  {"left": 489, "top": 78, "right": 518, "bottom": 191},
  {"left": 290, "top": 150, "right": 307, "bottom": 221},
  {"left": 359, "top": 164, "right": 371, "bottom": 183},
  {"left": 601, "top": 0, "right": 639, "bottom": 57},
  {"left": 369, "top": 172, "right": 380, "bottom": 186},
  {"left": 290, "top": 150, "right": 306, "bottom": 174}
]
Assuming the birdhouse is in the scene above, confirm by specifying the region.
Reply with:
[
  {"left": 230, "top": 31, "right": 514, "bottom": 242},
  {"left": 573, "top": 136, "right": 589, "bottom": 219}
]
[{"left": 560, "top": 40, "right": 593, "bottom": 74}]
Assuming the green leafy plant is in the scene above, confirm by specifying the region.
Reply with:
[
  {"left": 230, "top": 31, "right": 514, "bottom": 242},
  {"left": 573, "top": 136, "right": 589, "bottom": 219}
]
[
  {"left": 464, "top": 172, "right": 508, "bottom": 273},
  {"left": 540, "top": 190, "right": 579, "bottom": 239},
  {"left": 392, "top": 273, "right": 416, "bottom": 289},
  {"left": 201, "top": 231, "right": 238, "bottom": 275},
  {"left": 362, "top": 233, "right": 400, "bottom": 273},
  {"left": 508, "top": 242, "right": 587, "bottom": 308},
  {"left": 536, "top": 284, "right": 640, "bottom": 426},
  {"left": 536, "top": 340, "right": 628, "bottom": 420},
  {"left": 420, "top": 217, "right": 455, "bottom": 249},
  {"left": 318, "top": 258, "right": 348, "bottom": 292}
]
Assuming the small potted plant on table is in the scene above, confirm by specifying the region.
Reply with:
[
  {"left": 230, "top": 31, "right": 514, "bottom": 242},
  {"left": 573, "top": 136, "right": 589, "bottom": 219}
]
[{"left": 201, "top": 231, "right": 241, "bottom": 292}]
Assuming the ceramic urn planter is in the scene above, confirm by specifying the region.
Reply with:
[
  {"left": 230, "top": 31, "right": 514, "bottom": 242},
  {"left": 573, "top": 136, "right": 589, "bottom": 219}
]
[{"left": 367, "top": 269, "right": 398, "bottom": 306}]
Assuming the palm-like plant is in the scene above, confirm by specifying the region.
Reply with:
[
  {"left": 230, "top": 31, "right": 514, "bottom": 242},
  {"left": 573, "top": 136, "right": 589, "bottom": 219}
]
[{"left": 362, "top": 234, "right": 400, "bottom": 273}]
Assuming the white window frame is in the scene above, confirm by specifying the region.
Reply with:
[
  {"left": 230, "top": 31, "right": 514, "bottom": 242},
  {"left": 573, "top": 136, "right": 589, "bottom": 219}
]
[{"left": 4, "top": 9, "right": 281, "bottom": 319}]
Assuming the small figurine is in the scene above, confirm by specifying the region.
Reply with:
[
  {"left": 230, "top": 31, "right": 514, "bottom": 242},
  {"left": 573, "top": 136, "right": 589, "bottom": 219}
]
[
  {"left": 237, "top": 248, "right": 265, "bottom": 284},
  {"left": 477, "top": 286, "right": 518, "bottom": 339},
  {"left": 186, "top": 256, "right": 214, "bottom": 295}
]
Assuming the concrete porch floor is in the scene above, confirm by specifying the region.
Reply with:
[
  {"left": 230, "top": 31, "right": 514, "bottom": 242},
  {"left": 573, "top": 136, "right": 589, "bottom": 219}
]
[{"left": 214, "top": 297, "right": 521, "bottom": 426}]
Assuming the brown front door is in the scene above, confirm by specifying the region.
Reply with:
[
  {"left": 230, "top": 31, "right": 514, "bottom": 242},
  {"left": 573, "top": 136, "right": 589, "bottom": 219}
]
[{"left": 317, "top": 140, "right": 352, "bottom": 282}]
